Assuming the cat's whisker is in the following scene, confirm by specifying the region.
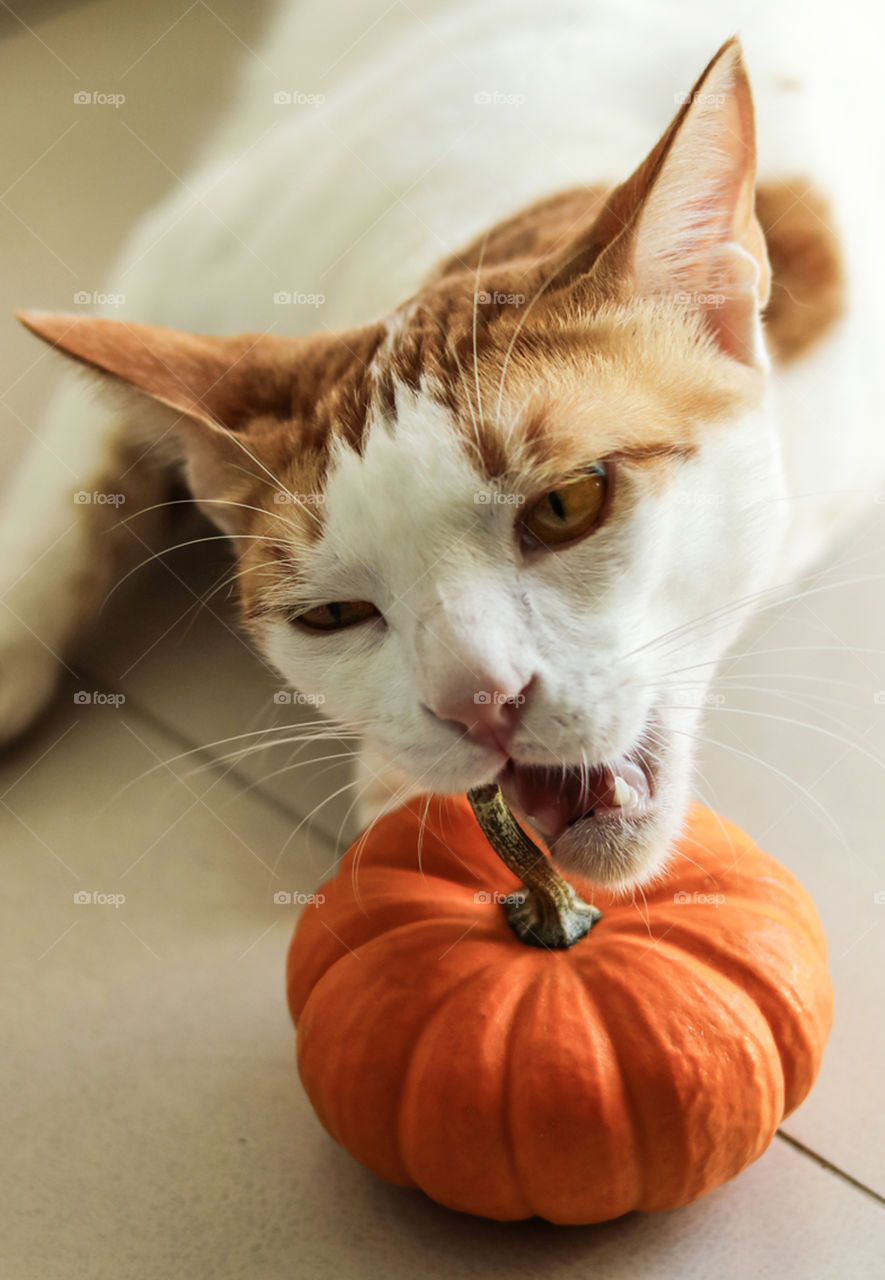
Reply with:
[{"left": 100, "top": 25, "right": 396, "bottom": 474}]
[
  {"left": 471, "top": 228, "right": 492, "bottom": 440},
  {"left": 672, "top": 701, "right": 885, "bottom": 775},
  {"left": 270, "top": 774, "right": 369, "bottom": 879},
  {"left": 415, "top": 790, "right": 435, "bottom": 883},
  {"left": 184, "top": 746, "right": 357, "bottom": 789},
  {"left": 349, "top": 775, "right": 422, "bottom": 908},
  {"left": 665, "top": 723, "right": 852, "bottom": 853},
  {"left": 101, "top": 719, "right": 368, "bottom": 808},
  {"left": 98, "top": 530, "right": 295, "bottom": 610},
  {"left": 648, "top": 670, "right": 868, "bottom": 692},
  {"left": 652, "top": 681, "right": 869, "bottom": 719},
  {"left": 650, "top": 645, "right": 885, "bottom": 684}
]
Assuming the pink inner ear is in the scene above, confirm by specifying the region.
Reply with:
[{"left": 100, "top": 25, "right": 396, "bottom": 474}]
[{"left": 587, "top": 39, "right": 771, "bottom": 365}]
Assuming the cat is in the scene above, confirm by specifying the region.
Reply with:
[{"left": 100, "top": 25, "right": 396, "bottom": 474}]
[{"left": 2, "top": 0, "right": 883, "bottom": 890}]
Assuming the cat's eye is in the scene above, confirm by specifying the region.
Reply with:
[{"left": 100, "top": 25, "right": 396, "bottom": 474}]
[
  {"left": 521, "top": 463, "right": 610, "bottom": 550},
  {"left": 292, "top": 600, "right": 381, "bottom": 632}
]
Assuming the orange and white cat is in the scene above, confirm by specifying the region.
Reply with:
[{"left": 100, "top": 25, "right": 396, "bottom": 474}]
[{"left": 2, "top": 0, "right": 884, "bottom": 888}]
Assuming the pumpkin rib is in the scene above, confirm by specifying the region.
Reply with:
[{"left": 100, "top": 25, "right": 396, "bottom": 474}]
[
  {"left": 290, "top": 904, "right": 498, "bottom": 1019},
  {"left": 509, "top": 959, "right": 645, "bottom": 1222},
  {"left": 395, "top": 950, "right": 540, "bottom": 1218},
  {"left": 580, "top": 935, "right": 783, "bottom": 1209},
  {"left": 300, "top": 927, "right": 517, "bottom": 1189},
  {"left": 498, "top": 967, "right": 550, "bottom": 1217},
  {"left": 617, "top": 920, "right": 832, "bottom": 1113}
]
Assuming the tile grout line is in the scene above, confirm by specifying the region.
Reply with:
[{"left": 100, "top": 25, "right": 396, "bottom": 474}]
[
  {"left": 776, "top": 1130, "right": 885, "bottom": 1209},
  {"left": 11, "top": 689, "right": 885, "bottom": 1208}
]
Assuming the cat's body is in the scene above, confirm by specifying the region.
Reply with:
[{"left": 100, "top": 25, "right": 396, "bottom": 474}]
[{"left": 3, "top": 0, "right": 884, "bottom": 887}]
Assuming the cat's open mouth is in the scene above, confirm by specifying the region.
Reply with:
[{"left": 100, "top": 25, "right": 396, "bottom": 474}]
[{"left": 498, "top": 752, "right": 653, "bottom": 848}]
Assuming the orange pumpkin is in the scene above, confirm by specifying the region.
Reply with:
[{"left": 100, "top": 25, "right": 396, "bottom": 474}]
[{"left": 286, "top": 793, "right": 832, "bottom": 1224}]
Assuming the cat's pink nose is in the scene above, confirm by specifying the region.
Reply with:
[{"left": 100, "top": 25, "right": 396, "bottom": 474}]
[{"left": 433, "top": 679, "right": 533, "bottom": 754}]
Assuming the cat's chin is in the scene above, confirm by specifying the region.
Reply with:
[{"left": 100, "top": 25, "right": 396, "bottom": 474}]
[
  {"left": 497, "top": 729, "right": 687, "bottom": 892},
  {"left": 545, "top": 802, "right": 681, "bottom": 894}
]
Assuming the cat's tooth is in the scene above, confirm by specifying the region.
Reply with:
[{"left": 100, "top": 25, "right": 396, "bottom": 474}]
[{"left": 611, "top": 775, "right": 639, "bottom": 808}]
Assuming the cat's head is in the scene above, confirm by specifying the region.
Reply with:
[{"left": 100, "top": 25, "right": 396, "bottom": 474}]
[{"left": 18, "top": 40, "right": 789, "bottom": 889}]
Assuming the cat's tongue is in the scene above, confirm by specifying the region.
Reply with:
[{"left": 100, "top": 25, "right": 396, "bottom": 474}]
[{"left": 500, "top": 758, "right": 650, "bottom": 844}]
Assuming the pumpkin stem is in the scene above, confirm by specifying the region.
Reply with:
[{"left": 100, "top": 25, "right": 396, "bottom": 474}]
[{"left": 467, "top": 784, "right": 601, "bottom": 949}]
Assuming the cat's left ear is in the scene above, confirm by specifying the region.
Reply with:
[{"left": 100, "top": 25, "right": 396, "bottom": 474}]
[
  {"left": 586, "top": 38, "right": 770, "bottom": 365},
  {"left": 13, "top": 312, "right": 363, "bottom": 533}
]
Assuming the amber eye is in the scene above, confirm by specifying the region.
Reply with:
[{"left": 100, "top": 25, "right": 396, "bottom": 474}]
[
  {"left": 521, "top": 463, "right": 610, "bottom": 550},
  {"left": 292, "top": 600, "right": 380, "bottom": 632}
]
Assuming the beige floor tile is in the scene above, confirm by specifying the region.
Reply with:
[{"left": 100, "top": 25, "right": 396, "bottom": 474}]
[
  {"left": 694, "top": 504, "right": 885, "bottom": 1196},
  {"left": 3, "top": 699, "right": 884, "bottom": 1280}
]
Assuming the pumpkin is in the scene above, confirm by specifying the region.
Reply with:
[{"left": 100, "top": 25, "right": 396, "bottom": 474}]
[{"left": 286, "top": 790, "right": 832, "bottom": 1224}]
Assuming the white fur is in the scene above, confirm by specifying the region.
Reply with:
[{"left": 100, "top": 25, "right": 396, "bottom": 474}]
[{"left": 1, "top": 0, "right": 883, "bottom": 875}]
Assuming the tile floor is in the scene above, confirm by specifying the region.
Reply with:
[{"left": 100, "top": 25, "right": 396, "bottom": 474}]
[{"left": 1, "top": 2, "right": 884, "bottom": 1277}]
